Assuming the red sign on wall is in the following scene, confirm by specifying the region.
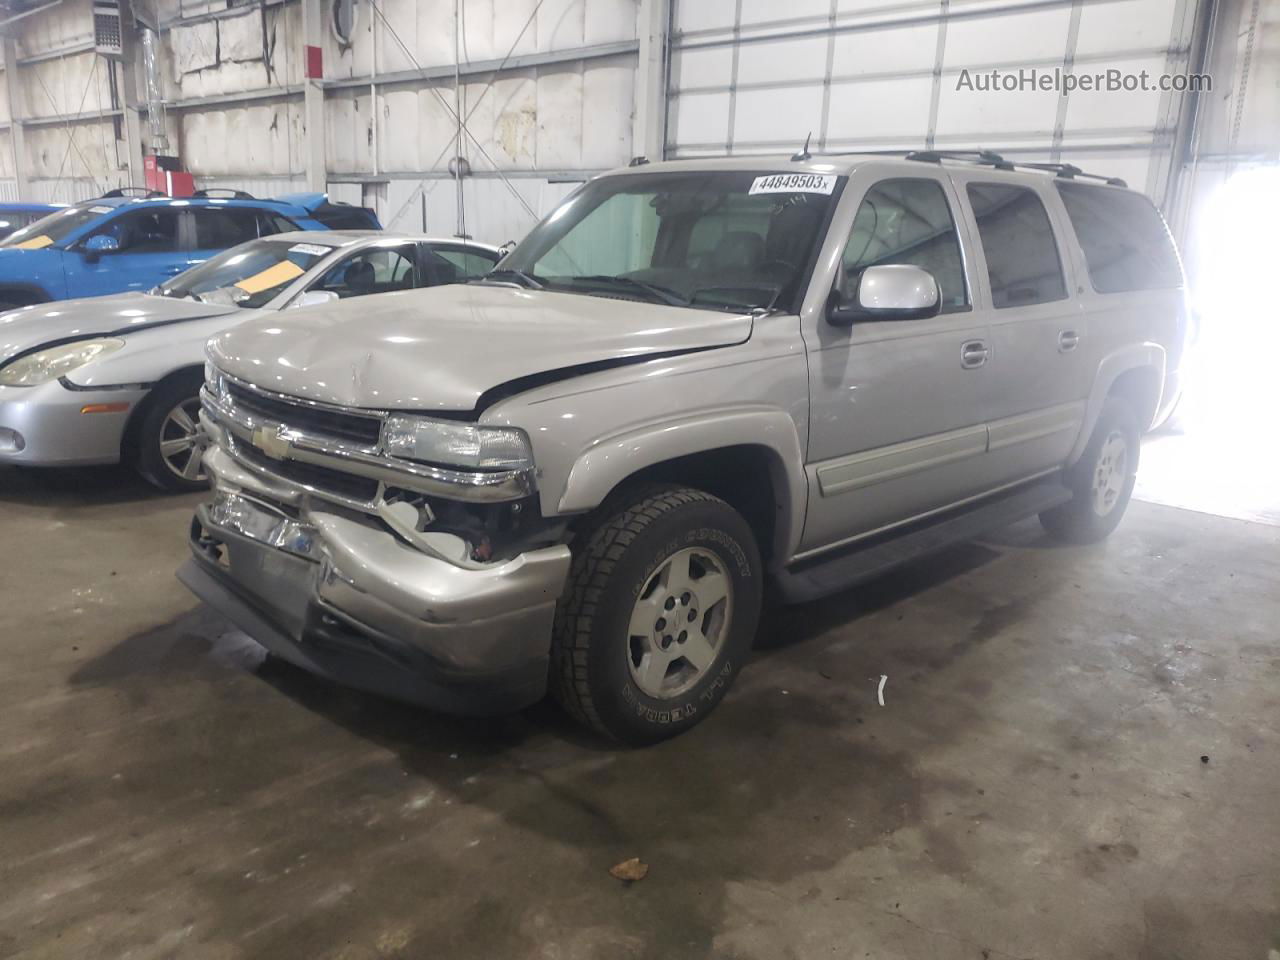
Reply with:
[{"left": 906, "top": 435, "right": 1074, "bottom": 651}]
[{"left": 305, "top": 45, "right": 323, "bottom": 80}]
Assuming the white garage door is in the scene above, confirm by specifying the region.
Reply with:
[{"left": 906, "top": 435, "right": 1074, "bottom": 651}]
[{"left": 666, "top": 0, "right": 1198, "bottom": 198}]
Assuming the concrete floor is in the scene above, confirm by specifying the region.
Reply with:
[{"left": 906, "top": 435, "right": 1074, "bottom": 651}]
[{"left": 2, "top": 463, "right": 1278, "bottom": 960}]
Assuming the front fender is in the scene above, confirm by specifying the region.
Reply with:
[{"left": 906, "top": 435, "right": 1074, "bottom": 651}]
[
  {"left": 1069, "top": 341, "right": 1166, "bottom": 464},
  {"left": 558, "top": 406, "right": 809, "bottom": 562},
  {"left": 0, "top": 249, "right": 67, "bottom": 302}
]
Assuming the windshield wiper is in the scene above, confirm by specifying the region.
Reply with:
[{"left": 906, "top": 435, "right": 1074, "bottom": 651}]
[
  {"left": 572, "top": 275, "right": 690, "bottom": 307},
  {"left": 480, "top": 268, "right": 544, "bottom": 290}
]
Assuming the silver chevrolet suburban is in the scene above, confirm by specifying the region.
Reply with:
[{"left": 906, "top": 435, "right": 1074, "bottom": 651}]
[{"left": 182, "top": 151, "right": 1188, "bottom": 743}]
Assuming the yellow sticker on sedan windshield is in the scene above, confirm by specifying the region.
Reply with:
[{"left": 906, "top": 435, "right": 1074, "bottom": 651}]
[
  {"left": 14, "top": 235, "right": 54, "bottom": 250},
  {"left": 234, "top": 259, "right": 306, "bottom": 295}
]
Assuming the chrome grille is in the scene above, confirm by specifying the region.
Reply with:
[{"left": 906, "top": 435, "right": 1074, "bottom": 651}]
[
  {"left": 230, "top": 437, "right": 381, "bottom": 505},
  {"left": 224, "top": 380, "right": 382, "bottom": 446}
]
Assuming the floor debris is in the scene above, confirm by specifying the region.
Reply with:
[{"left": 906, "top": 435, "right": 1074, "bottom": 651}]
[
  {"left": 877, "top": 674, "right": 888, "bottom": 707},
  {"left": 609, "top": 858, "right": 649, "bottom": 883}
]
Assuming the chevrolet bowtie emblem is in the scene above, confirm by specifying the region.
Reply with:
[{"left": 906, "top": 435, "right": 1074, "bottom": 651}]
[{"left": 252, "top": 425, "right": 292, "bottom": 460}]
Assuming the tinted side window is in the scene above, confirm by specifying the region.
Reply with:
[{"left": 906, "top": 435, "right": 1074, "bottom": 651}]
[
  {"left": 966, "top": 184, "right": 1067, "bottom": 308},
  {"left": 91, "top": 209, "right": 181, "bottom": 254},
  {"left": 258, "top": 212, "right": 297, "bottom": 236},
  {"left": 842, "top": 178, "right": 969, "bottom": 312},
  {"left": 192, "top": 209, "right": 261, "bottom": 249},
  {"left": 431, "top": 247, "right": 500, "bottom": 282},
  {"left": 1056, "top": 182, "right": 1181, "bottom": 293},
  {"left": 311, "top": 205, "right": 379, "bottom": 230}
]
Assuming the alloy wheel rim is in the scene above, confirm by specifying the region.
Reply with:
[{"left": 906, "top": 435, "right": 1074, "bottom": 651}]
[
  {"left": 626, "top": 546, "right": 734, "bottom": 700},
  {"left": 1091, "top": 430, "right": 1127, "bottom": 516},
  {"left": 159, "top": 397, "right": 206, "bottom": 482}
]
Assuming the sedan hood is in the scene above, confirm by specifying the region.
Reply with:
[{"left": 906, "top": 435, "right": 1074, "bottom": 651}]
[
  {"left": 0, "top": 293, "right": 237, "bottom": 361},
  {"left": 209, "top": 283, "right": 754, "bottom": 412}
]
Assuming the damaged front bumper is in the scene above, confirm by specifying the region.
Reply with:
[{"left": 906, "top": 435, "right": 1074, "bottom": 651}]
[{"left": 179, "top": 444, "right": 572, "bottom": 715}]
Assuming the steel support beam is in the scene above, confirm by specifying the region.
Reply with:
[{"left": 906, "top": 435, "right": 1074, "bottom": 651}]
[
  {"left": 2, "top": 38, "right": 27, "bottom": 195},
  {"left": 301, "top": 0, "right": 326, "bottom": 191},
  {"left": 322, "top": 39, "right": 640, "bottom": 93},
  {"left": 635, "top": 0, "right": 670, "bottom": 161},
  {"left": 117, "top": 0, "right": 147, "bottom": 188}
]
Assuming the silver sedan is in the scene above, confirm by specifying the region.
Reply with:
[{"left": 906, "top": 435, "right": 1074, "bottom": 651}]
[{"left": 0, "top": 231, "right": 502, "bottom": 490}]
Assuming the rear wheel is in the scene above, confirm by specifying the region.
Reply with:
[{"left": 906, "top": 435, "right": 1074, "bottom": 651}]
[
  {"left": 133, "top": 374, "right": 208, "bottom": 492},
  {"left": 1040, "top": 398, "right": 1140, "bottom": 543},
  {"left": 550, "top": 486, "right": 762, "bottom": 744}
]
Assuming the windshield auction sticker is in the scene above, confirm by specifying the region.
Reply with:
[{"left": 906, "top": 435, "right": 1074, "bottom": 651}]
[
  {"left": 749, "top": 174, "right": 837, "bottom": 195},
  {"left": 288, "top": 243, "right": 334, "bottom": 258},
  {"left": 14, "top": 235, "right": 54, "bottom": 250}
]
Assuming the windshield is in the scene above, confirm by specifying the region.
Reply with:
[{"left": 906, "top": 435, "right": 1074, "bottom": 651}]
[
  {"left": 494, "top": 170, "right": 842, "bottom": 312},
  {"left": 0, "top": 204, "right": 110, "bottom": 249},
  {"left": 158, "top": 238, "right": 335, "bottom": 308}
]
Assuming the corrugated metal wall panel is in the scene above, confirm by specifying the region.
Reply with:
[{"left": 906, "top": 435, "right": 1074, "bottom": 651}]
[{"left": 667, "top": 0, "right": 1196, "bottom": 200}]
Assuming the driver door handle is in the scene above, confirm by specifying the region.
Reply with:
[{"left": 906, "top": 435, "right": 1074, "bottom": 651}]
[{"left": 960, "top": 339, "right": 989, "bottom": 369}]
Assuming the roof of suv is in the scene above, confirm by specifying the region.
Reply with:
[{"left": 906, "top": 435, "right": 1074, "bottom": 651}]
[{"left": 608, "top": 152, "right": 1131, "bottom": 190}]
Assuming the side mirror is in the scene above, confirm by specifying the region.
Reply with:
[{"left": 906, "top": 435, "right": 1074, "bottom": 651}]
[
  {"left": 828, "top": 264, "right": 941, "bottom": 326},
  {"left": 290, "top": 289, "right": 339, "bottom": 310},
  {"left": 82, "top": 233, "right": 120, "bottom": 262}
]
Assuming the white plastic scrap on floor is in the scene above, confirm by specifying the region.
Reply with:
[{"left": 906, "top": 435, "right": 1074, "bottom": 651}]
[{"left": 877, "top": 675, "right": 888, "bottom": 707}]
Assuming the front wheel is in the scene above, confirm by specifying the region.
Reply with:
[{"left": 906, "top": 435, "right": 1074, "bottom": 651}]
[
  {"left": 1040, "top": 398, "right": 1140, "bottom": 543},
  {"left": 133, "top": 374, "right": 208, "bottom": 492},
  {"left": 550, "top": 486, "right": 762, "bottom": 744}
]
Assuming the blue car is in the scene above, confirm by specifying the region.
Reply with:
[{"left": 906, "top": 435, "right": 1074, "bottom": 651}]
[
  {"left": 0, "top": 189, "right": 380, "bottom": 311},
  {"left": 0, "top": 203, "right": 65, "bottom": 242}
]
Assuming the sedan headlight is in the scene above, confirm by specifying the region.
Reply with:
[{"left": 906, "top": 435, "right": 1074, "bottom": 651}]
[
  {"left": 382, "top": 415, "right": 533, "bottom": 471},
  {"left": 0, "top": 338, "right": 126, "bottom": 387}
]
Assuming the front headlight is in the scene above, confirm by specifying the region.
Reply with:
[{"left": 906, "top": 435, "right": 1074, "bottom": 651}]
[
  {"left": 382, "top": 415, "right": 533, "bottom": 471},
  {"left": 0, "top": 338, "right": 126, "bottom": 387}
]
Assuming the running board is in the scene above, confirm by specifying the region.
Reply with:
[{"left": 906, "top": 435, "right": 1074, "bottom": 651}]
[{"left": 774, "top": 477, "right": 1073, "bottom": 604}]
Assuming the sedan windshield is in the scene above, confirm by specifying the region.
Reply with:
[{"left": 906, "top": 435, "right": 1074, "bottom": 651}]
[
  {"left": 158, "top": 238, "right": 335, "bottom": 308},
  {"left": 493, "top": 170, "right": 842, "bottom": 312},
  {"left": 0, "top": 204, "right": 108, "bottom": 248}
]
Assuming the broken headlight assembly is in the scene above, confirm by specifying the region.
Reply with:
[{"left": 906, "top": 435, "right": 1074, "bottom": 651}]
[{"left": 381, "top": 415, "right": 533, "bottom": 472}]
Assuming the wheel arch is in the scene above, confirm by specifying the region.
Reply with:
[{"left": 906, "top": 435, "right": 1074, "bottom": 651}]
[
  {"left": 0, "top": 284, "right": 53, "bottom": 307},
  {"left": 1068, "top": 343, "right": 1166, "bottom": 465},
  {"left": 557, "top": 410, "right": 808, "bottom": 569},
  {"left": 120, "top": 364, "right": 204, "bottom": 462}
]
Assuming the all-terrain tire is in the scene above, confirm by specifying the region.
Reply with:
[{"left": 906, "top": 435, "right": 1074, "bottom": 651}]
[
  {"left": 1040, "top": 398, "right": 1141, "bottom": 543},
  {"left": 550, "top": 486, "right": 762, "bottom": 745}
]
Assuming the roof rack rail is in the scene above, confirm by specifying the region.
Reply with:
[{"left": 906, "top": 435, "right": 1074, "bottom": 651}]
[
  {"left": 904, "top": 150, "right": 1127, "bottom": 187},
  {"left": 1015, "top": 162, "right": 1128, "bottom": 187},
  {"left": 906, "top": 149, "right": 1015, "bottom": 170},
  {"left": 100, "top": 187, "right": 165, "bottom": 199},
  {"left": 192, "top": 188, "right": 256, "bottom": 199}
]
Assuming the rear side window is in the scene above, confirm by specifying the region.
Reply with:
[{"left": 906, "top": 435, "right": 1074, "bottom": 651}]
[
  {"left": 1056, "top": 182, "right": 1182, "bottom": 293},
  {"left": 841, "top": 178, "right": 969, "bottom": 312},
  {"left": 428, "top": 246, "right": 500, "bottom": 283},
  {"left": 311, "top": 204, "right": 380, "bottom": 230},
  {"left": 192, "top": 209, "right": 262, "bottom": 249},
  {"left": 966, "top": 183, "right": 1067, "bottom": 308}
]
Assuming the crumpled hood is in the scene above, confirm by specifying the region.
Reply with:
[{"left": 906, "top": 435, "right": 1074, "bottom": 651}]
[
  {"left": 208, "top": 283, "right": 754, "bottom": 412},
  {"left": 0, "top": 293, "right": 237, "bottom": 361}
]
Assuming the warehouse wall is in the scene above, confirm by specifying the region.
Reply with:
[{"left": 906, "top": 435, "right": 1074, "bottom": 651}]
[
  {"left": 1, "top": 0, "right": 131, "bottom": 202},
  {"left": 0, "top": 0, "right": 1275, "bottom": 251}
]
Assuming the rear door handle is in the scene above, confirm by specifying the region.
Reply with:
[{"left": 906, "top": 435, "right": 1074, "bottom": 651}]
[
  {"left": 1058, "top": 329, "right": 1080, "bottom": 352},
  {"left": 960, "top": 339, "right": 989, "bottom": 369}
]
